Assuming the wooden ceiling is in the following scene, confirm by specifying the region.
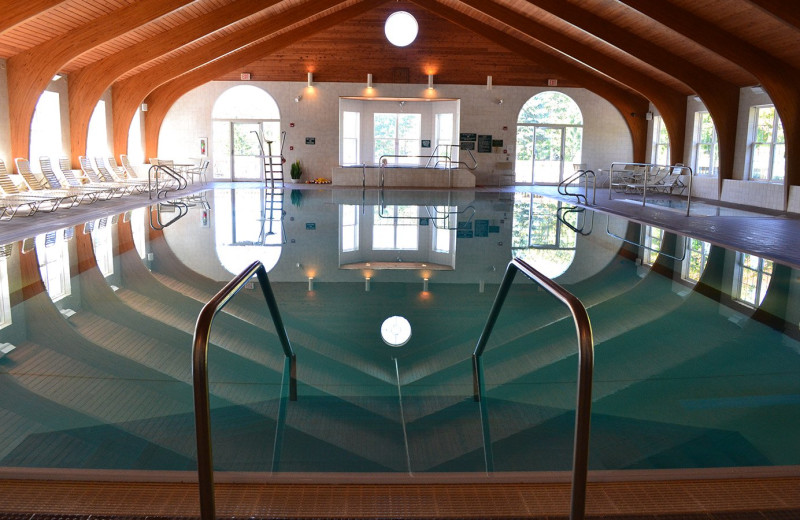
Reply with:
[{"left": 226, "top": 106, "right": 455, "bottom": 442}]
[{"left": 1, "top": 0, "right": 799, "bottom": 189}]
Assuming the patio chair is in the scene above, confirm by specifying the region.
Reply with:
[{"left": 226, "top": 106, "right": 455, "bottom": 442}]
[
  {"left": 14, "top": 158, "right": 82, "bottom": 208},
  {"left": 40, "top": 157, "right": 114, "bottom": 201},
  {"left": 0, "top": 159, "right": 51, "bottom": 216},
  {"left": 94, "top": 157, "right": 148, "bottom": 194},
  {"left": 78, "top": 156, "right": 137, "bottom": 195},
  {"left": 58, "top": 157, "right": 125, "bottom": 198}
]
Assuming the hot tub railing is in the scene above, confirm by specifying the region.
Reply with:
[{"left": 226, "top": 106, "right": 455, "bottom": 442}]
[{"left": 472, "top": 257, "right": 594, "bottom": 520}]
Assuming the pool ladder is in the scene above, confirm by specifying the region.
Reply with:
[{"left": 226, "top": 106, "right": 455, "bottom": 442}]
[
  {"left": 473, "top": 257, "right": 594, "bottom": 520},
  {"left": 192, "top": 261, "right": 296, "bottom": 520}
]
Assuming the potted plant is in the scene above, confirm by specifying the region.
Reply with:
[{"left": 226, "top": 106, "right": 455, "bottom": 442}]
[{"left": 290, "top": 159, "right": 302, "bottom": 183}]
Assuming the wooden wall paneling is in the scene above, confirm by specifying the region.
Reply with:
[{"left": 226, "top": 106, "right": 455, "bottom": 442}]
[
  {"left": 5, "top": 0, "right": 196, "bottom": 171},
  {"left": 411, "top": 0, "right": 651, "bottom": 161},
  {"left": 111, "top": 0, "right": 353, "bottom": 159},
  {"left": 18, "top": 240, "right": 46, "bottom": 302},
  {"left": 141, "top": 0, "right": 388, "bottom": 159},
  {"left": 458, "top": 0, "right": 689, "bottom": 168},
  {"left": 0, "top": 0, "right": 67, "bottom": 35},
  {"left": 67, "top": 0, "right": 284, "bottom": 167},
  {"left": 515, "top": 0, "right": 741, "bottom": 199},
  {"left": 616, "top": 0, "right": 800, "bottom": 206},
  {"left": 746, "top": 0, "right": 800, "bottom": 31}
]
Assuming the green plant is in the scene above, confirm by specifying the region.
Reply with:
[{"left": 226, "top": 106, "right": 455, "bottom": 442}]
[
  {"left": 290, "top": 159, "right": 302, "bottom": 179},
  {"left": 290, "top": 189, "right": 303, "bottom": 207}
]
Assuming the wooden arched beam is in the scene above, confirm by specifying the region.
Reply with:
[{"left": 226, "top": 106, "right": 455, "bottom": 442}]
[
  {"left": 518, "top": 0, "right": 742, "bottom": 197},
  {"left": 746, "top": 0, "right": 800, "bottom": 30},
  {"left": 5, "top": 0, "right": 194, "bottom": 170},
  {"left": 111, "top": 0, "right": 350, "bottom": 159},
  {"left": 412, "top": 0, "right": 650, "bottom": 161},
  {"left": 141, "top": 0, "right": 388, "bottom": 159},
  {"left": 67, "top": 0, "right": 282, "bottom": 168},
  {"left": 458, "top": 0, "right": 689, "bottom": 165},
  {"left": 616, "top": 0, "right": 800, "bottom": 208},
  {"left": 0, "top": 0, "right": 66, "bottom": 34}
]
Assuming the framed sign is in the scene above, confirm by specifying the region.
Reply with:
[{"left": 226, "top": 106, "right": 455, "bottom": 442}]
[
  {"left": 460, "top": 141, "right": 475, "bottom": 151},
  {"left": 477, "top": 135, "right": 492, "bottom": 153},
  {"left": 305, "top": 137, "right": 316, "bottom": 145},
  {"left": 459, "top": 133, "right": 476, "bottom": 142},
  {"left": 199, "top": 137, "right": 208, "bottom": 156},
  {"left": 421, "top": 139, "right": 431, "bottom": 148}
]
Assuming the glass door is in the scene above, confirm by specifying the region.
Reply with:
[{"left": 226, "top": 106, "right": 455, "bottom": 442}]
[
  {"left": 532, "top": 126, "right": 563, "bottom": 184},
  {"left": 232, "top": 122, "right": 263, "bottom": 181}
]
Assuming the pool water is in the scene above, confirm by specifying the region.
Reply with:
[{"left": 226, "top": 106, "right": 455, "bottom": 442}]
[{"left": 0, "top": 187, "right": 798, "bottom": 475}]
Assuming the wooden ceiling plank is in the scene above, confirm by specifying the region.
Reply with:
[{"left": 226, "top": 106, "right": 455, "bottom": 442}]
[
  {"left": 6, "top": 0, "right": 196, "bottom": 170},
  {"left": 745, "top": 0, "right": 800, "bottom": 31},
  {"left": 68, "top": 0, "right": 285, "bottom": 166},
  {"left": 458, "top": 0, "right": 688, "bottom": 166},
  {"left": 111, "top": 0, "right": 352, "bottom": 158},
  {"left": 616, "top": 0, "right": 800, "bottom": 206},
  {"left": 0, "top": 0, "right": 68, "bottom": 35},
  {"left": 141, "top": 0, "right": 392, "bottom": 159}
]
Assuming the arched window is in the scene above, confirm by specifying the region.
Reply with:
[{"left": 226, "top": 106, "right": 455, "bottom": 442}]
[
  {"left": 511, "top": 193, "right": 576, "bottom": 278},
  {"left": 515, "top": 92, "right": 583, "bottom": 185},
  {"left": 30, "top": 91, "right": 63, "bottom": 166},
  {"left": 212, "top": 86, "right": 281, "bottom": 181}
]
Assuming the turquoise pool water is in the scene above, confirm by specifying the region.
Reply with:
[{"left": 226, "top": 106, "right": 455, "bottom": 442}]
[{"left": 0, "top": 187, "right": 798, "bottom": 474}]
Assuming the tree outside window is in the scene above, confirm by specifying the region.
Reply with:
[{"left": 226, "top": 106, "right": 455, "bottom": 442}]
[
  {"left": 651, "top": 115, "right": 670, "bottom": 165},
  {"left": 374, "top": 113, "right": 421, "bottom": 165},
  {"left": 735, "top": 252, "right": 772, "bottom": 306},
  {"left": 682, "top": 238, "right": 710, "bottom": 283},
  {"left": 693, "top": 112, "right": 719, "bottom": 176},
  {"left": 750, "top": 106, "right": 785, "bottom": 183}
]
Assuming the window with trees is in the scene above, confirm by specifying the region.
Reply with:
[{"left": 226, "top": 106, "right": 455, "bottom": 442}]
[
  {"left": 682, "top": 238, "right": 711, "bottom": 283},
  {"left": 373, "top": 206, "right": 419, "bottom": 250},
  {"left": 693, "top": 111, "right": 719, "bottom": 176},
  {"left": 651, "top": 115, "right": 670, "bottom": 165},
  {"left": 374, "top": 113, "right": 422, "bottom": 165},
  {"left": 749, "top": 105, "right": 785, "bottom": 183},
  {"left": 512, "top": 193, "right": 576, "bottom": 278},
  {"left": 516, "top": 92, "right": 583, "bottom": 184},
  {"left": 642, "top": 226, "right": 664, "bottom": 265},
  {"left": 734, "top": 253, "right": 772, "bottom": 306}
]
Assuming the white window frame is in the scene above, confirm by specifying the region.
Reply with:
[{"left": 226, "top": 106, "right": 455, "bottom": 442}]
[
  {"left": 340, "top": 205, "right": 359, "bottom": 252},
  {"left": 374, "top": 113, "right": 422, "bottom": 165},
  {"left": 642, "top": 226, "right": 664, "bottom": 266},
  {"left": 373, "top": 206, "right": 419, "bottom": 250},
  {"left": 92, "top": 218, "right": 114, "bottom": 277},
  {"left": 341, "top": 111, "right": 360, "bottom": 165},
  {"left": 651, "top": 115, "right": 670, "bottom": 165},
  {"left": 36, "top": 232, "right": 71, "bottom": 302},
  {"left": 692, "top": 111, "right": 719, "bottom": 176},
  {"left": 681, "top": 238, "right": 711, "bottom": 283},
  {"left": 0, "top": 255, "right": 12, "bottom": 330},
  {"left": 748, "top": 105, "right": 785, "bottom": 183},
  {"left": 733, "top": 252, "right": 772, "bottom": 307}
]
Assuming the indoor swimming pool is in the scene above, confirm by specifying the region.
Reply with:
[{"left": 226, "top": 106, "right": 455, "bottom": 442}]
[{"left": 0, "top": 186, "right": 798, "bottom": 477}]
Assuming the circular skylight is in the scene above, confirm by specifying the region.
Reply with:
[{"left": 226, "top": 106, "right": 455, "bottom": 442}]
[
  {"left": 385, "top": 11, "right": 418, "bottom": 47},
  {"left": 381, "top": 316, "right": 412, "bottom": 347}
]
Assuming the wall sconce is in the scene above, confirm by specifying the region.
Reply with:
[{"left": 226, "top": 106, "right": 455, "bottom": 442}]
[
  {"left": 365, "top": 276, "right": 371, "bottom": 292},
  {"left": 427, "top": 74, "right": 434, "bottom": 90},
  {"left": 367, "top": 74, "right": 373, "bottom": 89},
  {"left": 307, "top": 72, "right": 313, "bottom": 88},
  {"left": 495, "top": 98, "right": 504, "bottom": 105},
  {"left": 423, "top": 278, "right": 429, "bottom": 292},
  {"left": 308, "top": 276, "right": 314, "bottom": 291},
  {"left": 486, "top": 75, "right": 492, "bottom": 90},
  {"left": 294, "top": 95, "right": 302, "bottom": 103}
]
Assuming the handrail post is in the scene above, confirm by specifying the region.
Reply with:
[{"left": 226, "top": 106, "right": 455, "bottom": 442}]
[
  {"left": 192, "top": 261, "right": 297, "bottom": 520},
  {"left": 472, "top": 258, "right": 594, "bottom": 520}
]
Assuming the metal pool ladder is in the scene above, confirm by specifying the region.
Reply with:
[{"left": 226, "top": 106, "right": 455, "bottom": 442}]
[
  {"left": 192, "top": 260, "right": 297, "bottom": 520},
  {"left": 472, "top": 257, "right": 594, "bottom": 520}
]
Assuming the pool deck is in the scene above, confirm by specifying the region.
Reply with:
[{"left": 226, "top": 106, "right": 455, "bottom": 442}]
[{"left": 1, "top": 181, "right": 799, "bottom": 519}]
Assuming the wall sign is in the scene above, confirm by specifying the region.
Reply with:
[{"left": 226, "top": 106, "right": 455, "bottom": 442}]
[
  {"left": 459, "top": 133, "right": 476, "bottom": 142},
  {"left": 477, "top": 134, "right": 493, "bottom": 153},
  {"left": 305, "top": 137, "right": 316, "bottom": 145},
  {"left": 421, "top": 139, "right": 431, "bottom": 148}
]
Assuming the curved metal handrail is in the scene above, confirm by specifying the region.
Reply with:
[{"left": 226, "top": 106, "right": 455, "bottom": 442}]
[
  {"left": 192, "top": 261, "right": 297, "bottom": 520},
  {"left": 148, "top": 164, "right": 187, "bottom": 199},
  {"left": 472, "top": 257, "right": 594, "bottom": 520},
  {"left": 559, "top": 169, "right": 596, "bottom": 205}
]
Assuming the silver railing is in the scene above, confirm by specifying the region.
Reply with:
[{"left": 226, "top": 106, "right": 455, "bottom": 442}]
[
  {"left": 472, "top": 257, "right": 594, "bottom": 520},
  {"left": 148, "top": 164, "right": 187, "bottom": 199},
  {"left": 607, "top": 162, "right": 694, "bottom": 216},
  {"left": 559, "top": 169, "right": 596, "bottom": 205},
  {"left": 192, "top": 260, "right": 297, "bottom": 520}
]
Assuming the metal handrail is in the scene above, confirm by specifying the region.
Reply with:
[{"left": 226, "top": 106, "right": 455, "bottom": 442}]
[
  {"left": 559, "top": 169, "right": 596, "bottom": 205},
  {"left": 472, "top": 257, "right": 594, "bottom": 520},
  {"left": 607, "top": 162, "right": 694, "bottom": 216},
  {"left": 192, "top": 260, "right": 297, "bottom": 520},
  {"left": 148, "top": 164, "right": 187, "bottom": 199},
  {"left": 605, "top": 215, "right": 687, "bottom": 262},
  {"left": 149, "top": 201, "right": 189, "bottom": 230}
]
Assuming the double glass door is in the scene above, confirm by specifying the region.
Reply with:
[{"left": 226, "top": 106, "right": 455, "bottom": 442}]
[
  {"left": 515, "top": 125, "right": 581, "bottom": 185},
  {"left": 213, "top": 120, "right": 281, "bottom": 181}
]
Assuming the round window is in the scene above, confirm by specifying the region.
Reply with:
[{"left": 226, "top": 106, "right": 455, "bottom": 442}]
[
  {"left": 385, "top": 11, "right": 418, "bottom": 47},
  {"left": 381, "top": 316, "right": 412, "bottom": 347}
]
